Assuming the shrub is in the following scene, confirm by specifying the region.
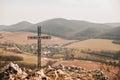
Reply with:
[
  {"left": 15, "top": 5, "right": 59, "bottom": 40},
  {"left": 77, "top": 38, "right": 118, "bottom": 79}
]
[
  {"left": 112, "top": 40, "right": 120, "bottom": 45},
  {"left": 114, "top": 51, "right": 120, "bottom": 60},
  {"left": 16, "top": 62, "right": 37, "bottom": 69},
  {"left": 0, "top": 54, "right": 23, "bottom": 61}
]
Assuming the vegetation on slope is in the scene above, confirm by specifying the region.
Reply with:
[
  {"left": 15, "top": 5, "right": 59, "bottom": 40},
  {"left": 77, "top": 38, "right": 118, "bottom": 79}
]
[{"left": 0, "top": 18, "right": 115, "bottom": 40}]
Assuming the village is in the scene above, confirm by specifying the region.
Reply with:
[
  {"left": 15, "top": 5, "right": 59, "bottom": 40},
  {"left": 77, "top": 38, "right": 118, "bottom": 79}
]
[
  {"left": 0, "top": 40, "right": 111, "bottom": 80},
  {"left": 0, "top": 42, "right": 65, "bottom": 56}
]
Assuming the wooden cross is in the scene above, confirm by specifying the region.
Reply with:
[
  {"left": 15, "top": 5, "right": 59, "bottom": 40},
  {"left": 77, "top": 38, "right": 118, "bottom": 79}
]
[{"left": 28, "top": 26, "right": 51, "bottom": 69}]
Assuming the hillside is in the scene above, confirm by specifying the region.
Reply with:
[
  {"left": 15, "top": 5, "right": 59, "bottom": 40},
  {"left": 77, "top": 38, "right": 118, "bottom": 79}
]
[
  {"left": 98, "top": 27, "right": 120, "bottom": 40},
  {"left": 0, "top": 25, "right": 8, "bottom": 31},
  {"left": 36, "top": 18, "right": 112, "bottom": 40},
  {"left": 105, "top": 23, "right": 120, "bottom": 27},
  {"left": 3, "top": 21, "right": 34, "bottom": 32},
  {"left": 0, "top": 18, "right": 113, "bottom": 40},
  {"left": 0, "top": 32, "right": 75, "bottom": 45}
]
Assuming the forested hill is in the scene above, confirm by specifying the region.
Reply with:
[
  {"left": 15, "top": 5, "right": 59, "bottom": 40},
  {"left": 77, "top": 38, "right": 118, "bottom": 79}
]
[
  {"left": 98, "top": 26, "right": 120, "bottom": 40},
  {"left": 0, "top": 18, "right": 120, "bottom": 40}
]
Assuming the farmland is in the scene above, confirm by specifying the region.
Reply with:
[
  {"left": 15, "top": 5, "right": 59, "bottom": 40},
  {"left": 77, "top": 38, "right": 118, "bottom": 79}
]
[
  {"left": 0, "top": 48, "right": 47, "bottom": 68},
  {"left": 66, "top": 39, "right": 120, "bottom": 51},
  {"left": 0, "top": 32, "right": 120, "bottom": 79},
  {"left": 0, "top": 32, "right": 75, "bottom": 45}
]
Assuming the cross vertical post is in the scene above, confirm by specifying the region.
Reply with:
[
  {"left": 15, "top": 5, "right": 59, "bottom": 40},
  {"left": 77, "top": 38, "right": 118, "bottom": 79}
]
[{"left": 38, "top": 26, "right": 41, "bottom": 69}]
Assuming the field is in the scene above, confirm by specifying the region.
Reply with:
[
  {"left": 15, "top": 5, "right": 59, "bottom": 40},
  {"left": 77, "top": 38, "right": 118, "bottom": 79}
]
[
  {"left": 64, "top": 39, "right": 120, "bottom": 79},
  {"left": 0, "top": 47, "right": 119, "bottom": 79},
  {"left": 0, "top": 32, "right": 75, "bottom": 45},
  {"left": 53, "top": 60, "right": 120, "bottom": 80},
  {"left": 0, "top": 31, "right": 76, "bottom": 67},
  {"left": 66, "top": 39, "right": 120, "bottom": 51},
  {"left": 0, "top": 32, "right": 120, "bottom": 79},
  {"left": 0, "top": 48, "right": 47, "bottom": 67}
]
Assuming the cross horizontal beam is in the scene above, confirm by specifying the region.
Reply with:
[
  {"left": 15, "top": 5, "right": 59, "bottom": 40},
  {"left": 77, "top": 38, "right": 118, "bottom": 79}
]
[{"left": 28, "top": 36, "right": 51, "bottom": 39}]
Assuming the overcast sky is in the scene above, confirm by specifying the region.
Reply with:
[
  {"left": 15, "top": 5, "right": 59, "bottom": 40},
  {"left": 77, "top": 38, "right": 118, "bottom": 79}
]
[{"left": 0, "top": 0, "right": 120, "bottom": 25}]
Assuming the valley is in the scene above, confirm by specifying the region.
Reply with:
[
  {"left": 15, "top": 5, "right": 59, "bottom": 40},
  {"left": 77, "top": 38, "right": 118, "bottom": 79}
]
[{"left": 0, "top": 18, "right": 120, "bottom": 79}]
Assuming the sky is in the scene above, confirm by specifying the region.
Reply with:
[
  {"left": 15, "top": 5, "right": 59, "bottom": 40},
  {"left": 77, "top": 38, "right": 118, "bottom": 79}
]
[{"left": 0, "top": 0, "right": 120, "bottom": 25}]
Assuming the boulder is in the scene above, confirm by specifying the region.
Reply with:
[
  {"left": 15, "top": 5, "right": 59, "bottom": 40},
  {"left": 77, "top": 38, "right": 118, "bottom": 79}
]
[{"left": 1, "top": 62, "right": 109, "bottom": 80}]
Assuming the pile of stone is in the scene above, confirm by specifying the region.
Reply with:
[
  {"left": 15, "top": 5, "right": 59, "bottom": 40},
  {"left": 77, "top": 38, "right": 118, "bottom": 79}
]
[{"left": 1, "top": 62, "right": 109, "bottom": 80}]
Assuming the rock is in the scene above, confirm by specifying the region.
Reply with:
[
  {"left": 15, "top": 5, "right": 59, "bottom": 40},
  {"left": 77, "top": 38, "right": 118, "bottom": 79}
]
[{"left": 1, "top": 62, "right": 110, "bottom": 80}]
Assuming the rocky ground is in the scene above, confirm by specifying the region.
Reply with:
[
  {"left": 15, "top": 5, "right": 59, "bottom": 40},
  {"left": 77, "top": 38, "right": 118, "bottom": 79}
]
[{"left": 0, "top": 62, "right": 109, "bottom": 80}]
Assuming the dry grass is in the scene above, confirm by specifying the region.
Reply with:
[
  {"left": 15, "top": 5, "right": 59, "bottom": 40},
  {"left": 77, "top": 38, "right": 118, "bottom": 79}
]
[
  {"left": 53, "top": 54, "right": 64, "bottom": 58},
  {"left": 0, "top": 32, "right": 75, "bottom": 45},
  {"left": 0, "top": 49, "right": 47, "bottom": 66},
  {"left": 73, "top": 51, "right": 93, "bottom": 58},
  {"left": 66, "top": 39, "right": 120, "bottom": 51},
  {"left": 53, "top": 60, "right": 120, "bottom": 80},
  {"left": 53, "top": 60, "right": 101, "bottom": 70}
]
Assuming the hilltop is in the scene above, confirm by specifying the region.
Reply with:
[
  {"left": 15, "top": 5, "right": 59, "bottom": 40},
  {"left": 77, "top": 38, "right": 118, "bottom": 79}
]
[{"left": 1, "top": 62, "right": 109, "bottom": 80}]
